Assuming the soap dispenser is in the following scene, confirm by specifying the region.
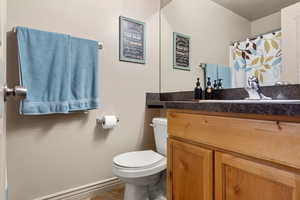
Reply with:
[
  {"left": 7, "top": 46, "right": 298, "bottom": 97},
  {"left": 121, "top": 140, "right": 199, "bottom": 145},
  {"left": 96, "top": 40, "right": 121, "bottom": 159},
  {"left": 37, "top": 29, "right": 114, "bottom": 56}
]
[
  {"left": 205, "top": 77, "right": 213, "bottom": 100},
  {"left": 217, "top": 79, "right": 223, "bottom": 89},
  {"left": 213, "top": 80, "right": 218, "bottom": 89},
  {"left": 213, "top": 79, "right": 222, "bottom": 99},
  {"left": 194, "top": 78, "right": 202, "bottom": 100}
]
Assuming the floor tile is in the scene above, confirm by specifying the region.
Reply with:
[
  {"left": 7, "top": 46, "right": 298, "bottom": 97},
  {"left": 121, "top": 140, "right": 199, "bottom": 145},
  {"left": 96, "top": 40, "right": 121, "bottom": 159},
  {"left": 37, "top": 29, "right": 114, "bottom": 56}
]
[{"left": 91, "top": 185, "right": 125, "bottom": 200}]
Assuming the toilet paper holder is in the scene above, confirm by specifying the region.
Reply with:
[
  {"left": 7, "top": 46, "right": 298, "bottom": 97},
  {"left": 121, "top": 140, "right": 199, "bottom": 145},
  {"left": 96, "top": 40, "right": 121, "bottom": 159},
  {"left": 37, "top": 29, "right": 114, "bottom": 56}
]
[{"left": 96, "top": 116, "right": 120, "bottom": 124}]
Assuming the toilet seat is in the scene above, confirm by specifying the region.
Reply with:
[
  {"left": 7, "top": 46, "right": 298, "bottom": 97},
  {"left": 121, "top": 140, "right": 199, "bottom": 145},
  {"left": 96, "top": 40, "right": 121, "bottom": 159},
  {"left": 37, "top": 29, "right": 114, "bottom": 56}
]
[
  {"left": 113, "top": 150, "right": 167, "bottom": 178},
  {"left": 114, "top": 150, "right": 164, "bottom": 168}
]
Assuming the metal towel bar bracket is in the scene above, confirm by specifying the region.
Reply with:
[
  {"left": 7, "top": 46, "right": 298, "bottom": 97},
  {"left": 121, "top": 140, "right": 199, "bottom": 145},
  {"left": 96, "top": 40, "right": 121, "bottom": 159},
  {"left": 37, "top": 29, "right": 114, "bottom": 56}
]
[
  {"left": 97, "top": 42, "right": 103, "bottom": 50},
  {"left": 4, "top": 85, "right": 27, "bottom": 101}
]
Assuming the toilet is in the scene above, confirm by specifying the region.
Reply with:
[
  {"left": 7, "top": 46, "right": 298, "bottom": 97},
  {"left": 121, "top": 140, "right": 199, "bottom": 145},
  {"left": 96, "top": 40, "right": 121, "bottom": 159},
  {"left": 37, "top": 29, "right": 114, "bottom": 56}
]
[{"left": 112, "top": 118, "right": 168, "bottom": 200}]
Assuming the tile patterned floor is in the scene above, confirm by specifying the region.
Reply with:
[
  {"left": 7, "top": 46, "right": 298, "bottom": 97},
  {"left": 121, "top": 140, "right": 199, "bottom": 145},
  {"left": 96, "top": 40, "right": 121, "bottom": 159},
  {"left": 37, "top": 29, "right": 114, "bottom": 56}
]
[{"left": 91, "top": 185, "right": 125, "bottom": 200}]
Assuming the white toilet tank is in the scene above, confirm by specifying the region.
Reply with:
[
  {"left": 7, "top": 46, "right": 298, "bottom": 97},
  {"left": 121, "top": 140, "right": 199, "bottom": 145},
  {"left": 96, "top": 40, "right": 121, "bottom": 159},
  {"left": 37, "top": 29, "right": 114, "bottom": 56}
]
[{"left": 152, "top": 118, "right": 168, "bottom": 156}]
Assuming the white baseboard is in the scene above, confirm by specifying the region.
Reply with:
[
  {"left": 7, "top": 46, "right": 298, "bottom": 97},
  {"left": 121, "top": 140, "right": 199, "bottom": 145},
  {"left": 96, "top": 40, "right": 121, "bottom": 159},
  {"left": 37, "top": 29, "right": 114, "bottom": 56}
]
[{"left": 34, "top": 177, "right": 122, "bottom": 200}]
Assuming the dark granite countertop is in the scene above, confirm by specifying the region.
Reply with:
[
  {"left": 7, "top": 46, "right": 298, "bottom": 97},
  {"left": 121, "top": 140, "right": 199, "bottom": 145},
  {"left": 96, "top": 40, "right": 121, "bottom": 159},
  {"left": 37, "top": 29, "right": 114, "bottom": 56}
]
[
  {"left": 161, "top": 100, "right": 300, "bottom": 117},
  {"left": 146, "top": 85, "right": 300, "bottom": 117}
]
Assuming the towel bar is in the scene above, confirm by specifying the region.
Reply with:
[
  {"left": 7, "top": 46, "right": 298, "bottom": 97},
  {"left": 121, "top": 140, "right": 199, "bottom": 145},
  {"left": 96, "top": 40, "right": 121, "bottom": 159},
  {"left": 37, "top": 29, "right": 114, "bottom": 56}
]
[{"left": 12, "top": 27, "right": 103, "bottom": 49}]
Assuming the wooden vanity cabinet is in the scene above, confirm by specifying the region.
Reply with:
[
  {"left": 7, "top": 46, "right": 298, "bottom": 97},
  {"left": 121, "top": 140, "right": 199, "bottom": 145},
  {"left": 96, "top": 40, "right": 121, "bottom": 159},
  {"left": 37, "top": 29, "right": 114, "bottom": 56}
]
[
  {"left": 167, "top": 139, "right": 213, "bottom": 200},
  {"left": 215, "top": 152, "right": 300, "bottom": 200},
  {"left": 167, "top": 110, "right": 300, "bottom": 200}
]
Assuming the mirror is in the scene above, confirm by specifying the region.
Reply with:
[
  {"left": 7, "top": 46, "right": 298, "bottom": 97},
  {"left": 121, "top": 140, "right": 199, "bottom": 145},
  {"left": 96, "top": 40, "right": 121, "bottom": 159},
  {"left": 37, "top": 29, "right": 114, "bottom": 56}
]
[{"left": 160, "top": 0, "right": 300, "bottom": 92}]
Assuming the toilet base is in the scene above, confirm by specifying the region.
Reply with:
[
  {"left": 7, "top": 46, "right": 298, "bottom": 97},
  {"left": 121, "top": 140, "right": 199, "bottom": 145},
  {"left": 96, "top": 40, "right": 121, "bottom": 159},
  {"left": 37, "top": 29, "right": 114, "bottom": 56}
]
[
  {"left": 122, "top": 172, "right": 166, "bottom": 200},
  {"left": 124, "top": 183, "right": 150, "bottom": 200}
]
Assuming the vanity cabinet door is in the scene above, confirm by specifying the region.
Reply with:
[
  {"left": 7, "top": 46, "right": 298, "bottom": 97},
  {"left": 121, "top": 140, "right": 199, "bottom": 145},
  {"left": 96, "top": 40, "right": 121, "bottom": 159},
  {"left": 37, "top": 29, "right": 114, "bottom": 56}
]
[
  {"left": 167, "top": 139, "right": 213, "bottom": 200},
  {"left": 215, "top": 152, "right": 300, "bottom": 200}
]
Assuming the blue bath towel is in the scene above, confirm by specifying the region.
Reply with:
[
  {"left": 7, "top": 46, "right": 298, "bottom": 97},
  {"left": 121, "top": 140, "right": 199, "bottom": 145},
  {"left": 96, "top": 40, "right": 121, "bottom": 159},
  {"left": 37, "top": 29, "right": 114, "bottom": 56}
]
[
  {"left": 69, "top": 37, "right": 100, "bottom": 112},
  {"left": 205, "top": 64, "right": 232, "bottom": 88},
  {"left": 217, "top": 65, "right": 232, "bottom": 88},
  {"left": 206, "top": 64, "right": 218, "bottom": 83},
  {"left": 17, "top": 27, "right": 100, "bottom": 115}
]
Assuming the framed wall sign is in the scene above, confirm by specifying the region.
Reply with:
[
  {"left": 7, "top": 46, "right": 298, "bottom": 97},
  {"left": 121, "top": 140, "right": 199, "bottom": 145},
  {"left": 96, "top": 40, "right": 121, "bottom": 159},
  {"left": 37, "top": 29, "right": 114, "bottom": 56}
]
[
  {"left": 173, "top": 32, "right": 190, "bottom": 71},
  {"left": 119, "top": 16, "right": 146, "bottom": 64}
]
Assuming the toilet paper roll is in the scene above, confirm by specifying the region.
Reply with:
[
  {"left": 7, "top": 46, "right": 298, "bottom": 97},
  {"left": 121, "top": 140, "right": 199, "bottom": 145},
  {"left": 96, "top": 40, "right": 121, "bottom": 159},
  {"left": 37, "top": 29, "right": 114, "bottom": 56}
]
[{"left": 102, "top": 115, "right": 118, "bottom": 129}]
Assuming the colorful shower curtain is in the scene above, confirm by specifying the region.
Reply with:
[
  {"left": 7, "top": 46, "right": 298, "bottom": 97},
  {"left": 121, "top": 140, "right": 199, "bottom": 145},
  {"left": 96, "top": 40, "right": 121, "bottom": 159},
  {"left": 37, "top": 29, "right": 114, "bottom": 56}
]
[{"left": 230, "top": 31, "right": 282, "bottom": 87}]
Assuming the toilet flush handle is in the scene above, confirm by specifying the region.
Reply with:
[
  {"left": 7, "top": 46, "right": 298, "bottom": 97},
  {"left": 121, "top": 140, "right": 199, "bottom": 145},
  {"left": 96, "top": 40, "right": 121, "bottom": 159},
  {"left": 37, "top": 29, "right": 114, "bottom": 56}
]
[{"left": 150, "top": 123, "right": 154, "bottom": 127}]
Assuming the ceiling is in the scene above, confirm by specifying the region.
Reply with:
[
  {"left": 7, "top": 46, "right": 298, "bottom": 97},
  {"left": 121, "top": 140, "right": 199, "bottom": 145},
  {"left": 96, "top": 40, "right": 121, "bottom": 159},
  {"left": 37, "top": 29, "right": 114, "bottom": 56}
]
[
  {"left": 210, "top": 0, "right": 300, "bottom": 21},
  {"left": 161, "top": 0, "right": 172, "bottom": 8}
]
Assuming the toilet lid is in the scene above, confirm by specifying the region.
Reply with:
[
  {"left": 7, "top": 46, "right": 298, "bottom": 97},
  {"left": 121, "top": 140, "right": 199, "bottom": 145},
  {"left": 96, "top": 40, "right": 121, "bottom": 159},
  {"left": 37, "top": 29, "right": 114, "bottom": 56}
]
[{"left": 113, "top": 150, "right": 164, "bottom": 168}]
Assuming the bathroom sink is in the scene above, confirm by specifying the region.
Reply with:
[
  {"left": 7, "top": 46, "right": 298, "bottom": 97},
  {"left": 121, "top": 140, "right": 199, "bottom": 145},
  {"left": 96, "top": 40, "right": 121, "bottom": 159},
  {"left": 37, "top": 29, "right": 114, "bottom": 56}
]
[{"left": 197, "top": 99, "right": 300, "bottom": 104}]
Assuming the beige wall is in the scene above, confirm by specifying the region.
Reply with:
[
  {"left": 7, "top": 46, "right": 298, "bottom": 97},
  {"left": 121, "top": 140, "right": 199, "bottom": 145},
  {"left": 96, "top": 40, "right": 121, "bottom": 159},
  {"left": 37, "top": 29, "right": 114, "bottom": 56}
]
[
  {"left": 160, "top": 0, "right": 251, "bottom": 92},
  {"left": 251, "top": 12, "right": 281, "bottom": 36},
  {"left": 6, "top": 0, "right": 160, "bottom": 199},
  {"left": 282, "top": 2, "right": 300, "bottom": 84},
  {"left": 0, "top": 0, "right": 7, "bottom": 199}
]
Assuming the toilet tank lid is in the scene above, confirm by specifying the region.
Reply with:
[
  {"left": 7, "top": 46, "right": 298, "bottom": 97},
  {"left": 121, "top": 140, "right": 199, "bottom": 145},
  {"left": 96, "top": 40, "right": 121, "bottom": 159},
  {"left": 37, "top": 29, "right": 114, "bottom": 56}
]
[
  {"left": 152, "top": 118, "right": 167, "bottom": 126},
  {"left": 113, "top": 150, "right": 164, "bottom": 168}
]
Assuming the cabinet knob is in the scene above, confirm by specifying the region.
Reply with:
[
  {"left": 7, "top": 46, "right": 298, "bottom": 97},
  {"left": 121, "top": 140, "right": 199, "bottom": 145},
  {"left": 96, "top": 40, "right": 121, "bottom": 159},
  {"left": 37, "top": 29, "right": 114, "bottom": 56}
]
[{"left": 233, "top": 185, "right": 240, "bottom": 193}]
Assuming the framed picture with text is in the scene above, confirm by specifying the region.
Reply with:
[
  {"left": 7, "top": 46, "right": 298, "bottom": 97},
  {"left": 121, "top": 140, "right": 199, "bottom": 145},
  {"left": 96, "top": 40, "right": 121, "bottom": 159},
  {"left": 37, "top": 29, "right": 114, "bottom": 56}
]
[
  {"left": 119, "top": 16, "right": 146, "bottom": 64},
  {"left": 173, "top": 32, "right": 190, "bottom": 71}
]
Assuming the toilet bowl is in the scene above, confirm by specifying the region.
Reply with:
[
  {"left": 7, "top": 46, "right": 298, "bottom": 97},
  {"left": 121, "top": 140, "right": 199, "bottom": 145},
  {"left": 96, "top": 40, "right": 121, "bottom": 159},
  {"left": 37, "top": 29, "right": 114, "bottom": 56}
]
[{"left": 112, "top": 118, "right": 168, "bottom": 200}]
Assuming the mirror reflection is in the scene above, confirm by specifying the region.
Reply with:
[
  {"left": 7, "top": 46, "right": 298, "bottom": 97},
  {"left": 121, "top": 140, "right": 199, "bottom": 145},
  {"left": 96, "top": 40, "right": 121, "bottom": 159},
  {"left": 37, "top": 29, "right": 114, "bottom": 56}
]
[{"left": 160, "top": 0, "right": 300, "bottom": 92}]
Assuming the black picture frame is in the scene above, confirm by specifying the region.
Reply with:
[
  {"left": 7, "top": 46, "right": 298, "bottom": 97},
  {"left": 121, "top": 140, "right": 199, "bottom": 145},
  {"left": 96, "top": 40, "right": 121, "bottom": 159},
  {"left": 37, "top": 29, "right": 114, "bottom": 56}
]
[
  {"left": 119, "top": 16, "right": 146, "bottom": 64},
  {"left": 173, "top": 32, "right": 191, "bottom": 71}
]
